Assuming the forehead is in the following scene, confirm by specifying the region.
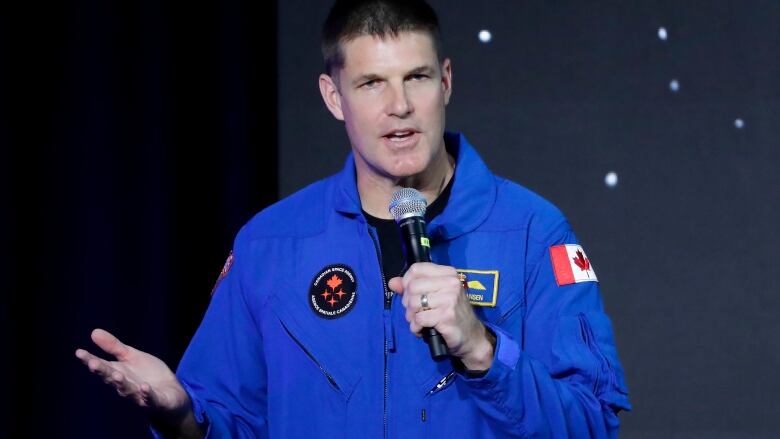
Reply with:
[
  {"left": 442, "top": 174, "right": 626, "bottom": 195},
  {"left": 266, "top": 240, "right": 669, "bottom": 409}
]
[{"left": 338, "top": 31, "right": 438, "bottom": 76}]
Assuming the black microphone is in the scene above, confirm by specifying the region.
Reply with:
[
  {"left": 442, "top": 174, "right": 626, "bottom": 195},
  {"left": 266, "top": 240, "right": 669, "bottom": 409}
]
[{"left": 389, "top": 188, "right": 449, "bottom": 360}]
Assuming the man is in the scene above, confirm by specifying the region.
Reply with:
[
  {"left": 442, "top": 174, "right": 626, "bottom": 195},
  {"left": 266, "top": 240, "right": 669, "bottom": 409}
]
[{"left": 75, "top": 0, "right": 631, "bottom": 437}]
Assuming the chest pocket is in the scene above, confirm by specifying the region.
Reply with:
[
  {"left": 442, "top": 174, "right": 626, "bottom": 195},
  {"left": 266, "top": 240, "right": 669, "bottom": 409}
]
[
  {"left": 433, "top": 231, "right": 526, "bottom": 328},
  {"left": 269, "top": 293, "right": 361, "bottom": 397},
  {"left": 459, "top": 269, "right": 524, "bottom": 329},
  {"left": 265, "top": 293, "right": 362, "bottom": 436}
]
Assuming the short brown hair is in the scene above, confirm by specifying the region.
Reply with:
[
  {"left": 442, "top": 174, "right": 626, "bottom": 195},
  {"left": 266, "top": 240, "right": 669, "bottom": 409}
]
[{"left": 321, "top": 0, "right": 443, "bottom": 76}]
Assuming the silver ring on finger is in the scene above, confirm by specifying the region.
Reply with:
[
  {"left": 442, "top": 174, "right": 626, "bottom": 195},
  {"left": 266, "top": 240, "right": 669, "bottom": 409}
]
[{"left": 420, "top": 293, "right": 430, "bottom": 311}]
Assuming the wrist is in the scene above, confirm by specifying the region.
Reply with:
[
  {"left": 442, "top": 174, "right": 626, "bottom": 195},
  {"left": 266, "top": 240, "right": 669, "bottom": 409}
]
[
  {"left": 459, "top": 324, "right": 496, "bottom": 371},
  {"left": 150, "top": 393, "right": 206, "bottom": 439}
]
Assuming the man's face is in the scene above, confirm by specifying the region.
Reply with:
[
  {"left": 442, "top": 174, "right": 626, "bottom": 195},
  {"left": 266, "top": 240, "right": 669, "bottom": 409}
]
[{"left": 319, "top": 31, "right": 452, "bottom": 182}]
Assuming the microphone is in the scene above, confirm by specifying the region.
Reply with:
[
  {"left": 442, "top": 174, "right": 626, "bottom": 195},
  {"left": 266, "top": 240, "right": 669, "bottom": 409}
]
[{"left": 389, "top": 188, "right": 449, "bottom": 360}]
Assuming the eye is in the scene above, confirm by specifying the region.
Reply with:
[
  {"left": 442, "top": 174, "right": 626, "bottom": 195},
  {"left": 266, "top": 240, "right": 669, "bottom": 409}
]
[
  {"left": 360, "top": 79, "right": 381, "bottom": 89},
  {"left": 409, "top": 74, "right": 429, "bottom": 81}
]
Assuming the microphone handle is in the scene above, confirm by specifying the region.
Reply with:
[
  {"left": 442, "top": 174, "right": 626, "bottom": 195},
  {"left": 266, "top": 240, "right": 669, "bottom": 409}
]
[{"left": 399, "top": 218, "right": 449, "bottom": 360}]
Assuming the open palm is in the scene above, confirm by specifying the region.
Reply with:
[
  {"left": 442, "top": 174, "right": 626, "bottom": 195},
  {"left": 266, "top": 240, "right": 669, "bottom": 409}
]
[{"left": 75, "top": 328, "right": 190, "bottom": 414}]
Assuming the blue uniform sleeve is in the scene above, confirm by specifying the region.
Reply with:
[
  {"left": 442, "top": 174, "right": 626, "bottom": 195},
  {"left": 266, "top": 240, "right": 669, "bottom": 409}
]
[
  {"left": 457, "top": 220, "right": 631, "bottom": 438},
  {"left": 150, "top": 230, "right": 268, "bottom": 438}
]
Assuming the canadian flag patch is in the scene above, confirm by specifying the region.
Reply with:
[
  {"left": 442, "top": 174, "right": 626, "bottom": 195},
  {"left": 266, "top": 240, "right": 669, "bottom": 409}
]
[{"left": 549, "top": 244, "right": 598, "bottom": 286}]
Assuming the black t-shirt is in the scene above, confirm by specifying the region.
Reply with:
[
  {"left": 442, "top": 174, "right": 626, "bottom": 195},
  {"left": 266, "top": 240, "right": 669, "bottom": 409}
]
[{"left": 362, "top": 175, "right": 454, "bottom": 280}]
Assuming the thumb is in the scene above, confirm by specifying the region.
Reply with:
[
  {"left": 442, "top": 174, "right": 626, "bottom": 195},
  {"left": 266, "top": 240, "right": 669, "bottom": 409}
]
[
  {"left": 91, "top": 328, "right": 131, "bottom": 361},
  {"left": 388, "top": 277, "right": 404, "bottom": 294}
]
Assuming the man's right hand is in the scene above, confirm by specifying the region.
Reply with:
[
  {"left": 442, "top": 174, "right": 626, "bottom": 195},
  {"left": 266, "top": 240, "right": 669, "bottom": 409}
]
[{"left": 75, "top": 328, "right": 204, "bottom": 438}]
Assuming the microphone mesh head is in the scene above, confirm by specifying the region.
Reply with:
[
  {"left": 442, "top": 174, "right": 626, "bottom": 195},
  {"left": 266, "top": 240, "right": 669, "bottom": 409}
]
[{"left": 389, "top": 188, "right": 427, "bottom": 222}]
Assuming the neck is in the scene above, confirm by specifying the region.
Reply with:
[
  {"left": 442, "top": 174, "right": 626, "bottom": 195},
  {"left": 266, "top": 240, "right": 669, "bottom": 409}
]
[{"left": 357, "top": 149, "right": 455, "bottom": 220}]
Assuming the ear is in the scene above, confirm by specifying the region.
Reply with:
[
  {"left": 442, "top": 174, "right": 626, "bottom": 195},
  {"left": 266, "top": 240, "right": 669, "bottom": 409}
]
[
  {"left": 319, "top": 73, "right": 345, "bottom": 121},
  {"left": 440, "top": 58, "right": 453, "bottom": 105}
]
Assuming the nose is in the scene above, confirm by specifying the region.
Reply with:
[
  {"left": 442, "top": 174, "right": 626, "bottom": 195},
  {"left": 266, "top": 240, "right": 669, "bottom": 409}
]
[{"left": 385, "top": 82, "right": 413, "bottom": 118}]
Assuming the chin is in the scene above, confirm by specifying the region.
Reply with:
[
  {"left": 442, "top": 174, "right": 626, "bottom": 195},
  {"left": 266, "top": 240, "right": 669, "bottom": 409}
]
[{"left": 388, "top": 160, "right": 428, "bottom": 179}]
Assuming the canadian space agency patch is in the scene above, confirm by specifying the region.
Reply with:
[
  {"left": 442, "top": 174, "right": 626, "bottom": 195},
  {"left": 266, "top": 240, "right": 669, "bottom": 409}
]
[{"left": 309, "top": 264, "right": 357, "bottom": 319}]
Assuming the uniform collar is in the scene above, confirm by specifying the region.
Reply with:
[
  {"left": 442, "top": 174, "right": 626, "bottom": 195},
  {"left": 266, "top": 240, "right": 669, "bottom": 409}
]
[{"left": 333, "top": 132, "right": 498, "bottom": 240}]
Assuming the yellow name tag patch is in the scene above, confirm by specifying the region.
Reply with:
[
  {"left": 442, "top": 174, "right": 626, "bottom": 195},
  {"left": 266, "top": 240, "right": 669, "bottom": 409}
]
[{"left": 456, "top": 269, "right": 499, "bottom": 307}]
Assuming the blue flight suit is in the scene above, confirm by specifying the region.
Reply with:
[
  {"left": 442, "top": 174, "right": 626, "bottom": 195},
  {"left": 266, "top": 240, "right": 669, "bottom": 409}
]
[{"left": 153, "top": 132, "right": 631, "bottom": 438}]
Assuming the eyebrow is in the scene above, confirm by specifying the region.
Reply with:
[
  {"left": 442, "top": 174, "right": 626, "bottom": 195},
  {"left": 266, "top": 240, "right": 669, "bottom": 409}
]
[
  {"left": 407, "top": 65, "right": 436, "bottom": 77},
  {"left": 351, "top": 73, "right": 382, "bottom": 88},
  {"left": 350, "top": 65, "right": 437, "bottom": 88}
]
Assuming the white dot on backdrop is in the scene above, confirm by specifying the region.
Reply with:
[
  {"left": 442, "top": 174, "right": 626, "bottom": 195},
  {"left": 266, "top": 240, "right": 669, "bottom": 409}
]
[
  {"left": 605, "top": 172, "right": 618, "bottom": 188},
  {"left": 658, "top": 27, "right": 668, "bottom": 41},
  {"left": 669, "top": 79, "right": 680, "bottom": 92},
  {"left": 734, "top": 118, "right": 745, "bottom": 129},
  {"left": 478, "top": 30, "right": 492, "bottom": 43}
]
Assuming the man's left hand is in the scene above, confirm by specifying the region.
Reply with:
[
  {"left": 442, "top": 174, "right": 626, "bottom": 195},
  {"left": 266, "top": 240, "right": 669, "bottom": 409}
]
[{"left": 388, "top": 262, "right": 494, "bottom": 371}]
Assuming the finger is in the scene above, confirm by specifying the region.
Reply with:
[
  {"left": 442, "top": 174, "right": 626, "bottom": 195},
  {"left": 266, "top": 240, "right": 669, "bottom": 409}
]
[
  {"left": 113, "top": 371, "right": 130, "bottom": 397},
  {"left": 410, "top": 315, "right": 442, "bottom": 336},
  {"left": 410, "top": 320, "right": 421, "bottom": 335},
  {"left": 404, "top": 292, "right": 439, "bottom": 323},
  {"left": 135, "top": 382, "right": 155, "bottom": 408},
  {"left": 404, "top": 263, "right": 458, "bottom": 284},
  {"left": 402, "top": 271, "right": 460, "bottom": 298},
  {"left": 404, "top": 277, "right": 442, "bottom": 297},
  {"left": 388, "top": 277, "right": 404, "bottom": 294},
  {"left": 412, "top": 307, "right": 442, "bottom": 333},
  {"left": 75, "top": 348, "right": 95, "bottom": 371},
  {"left": 111, "top": 370, "right": 141, "bottom": 398},
  {"left": 402, "top": 288, "right": 428, "bottom": 316},
  {"left": 401, "top": 277, "right": 437, "bottom": 308},
  {"left": 401, "top": 276, "right": 457, "bottom": 311},
  {"left": 79, "top": 351, "right": 118, "bottom": 382},
  {"left": 91, "top": 328, "right": 131, "bottom": 361},
  {"left": 74, "top": 348, "right": 91, "bottom": 361},
  {"left": 77, "top": 348, "right": 148, "bottom": 404}
]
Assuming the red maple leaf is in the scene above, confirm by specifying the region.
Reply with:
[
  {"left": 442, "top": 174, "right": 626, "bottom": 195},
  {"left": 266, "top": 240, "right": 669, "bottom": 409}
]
[
  {"left": 326, "top": 274, "right": 343, "bottom": 291},
  {"left": 572, "top": 250, "right": 590, "bottom": 273}
]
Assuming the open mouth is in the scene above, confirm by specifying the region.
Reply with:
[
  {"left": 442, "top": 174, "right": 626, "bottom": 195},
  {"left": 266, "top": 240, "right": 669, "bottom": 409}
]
[{"left": 384, "top": 130, "right": 416, "bottom": 142}]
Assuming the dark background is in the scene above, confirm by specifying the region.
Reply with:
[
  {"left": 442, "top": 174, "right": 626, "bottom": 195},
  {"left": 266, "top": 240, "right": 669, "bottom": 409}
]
[{"left": 2, "top": 0, "right": 779, "bottom": 437}]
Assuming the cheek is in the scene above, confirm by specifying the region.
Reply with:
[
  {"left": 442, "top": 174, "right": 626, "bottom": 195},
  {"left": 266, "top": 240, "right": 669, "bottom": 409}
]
[
  {"left": 345, "top": 104, "right": 381, "bottom": 133},
  {"left": 343, "top": 110, "right": 371, "bottom": 137},
  {"left": 415, "top": 99, "right": 446, "bottom": 125}
]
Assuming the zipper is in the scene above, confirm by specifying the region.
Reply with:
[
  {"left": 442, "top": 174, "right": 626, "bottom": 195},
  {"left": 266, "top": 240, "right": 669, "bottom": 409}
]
[
  {"left": 280, "top": 321, "right": 340, "bottom": 391},
  {"left": 367, "top": 226, "right": 393, "bottom": 307},
  {"left": 426, "top": 371, "right": 456, "bottom": 396},
  {"left": 495, "top": 297, "right": 524, "bottom": 325},
  {"left": 368, "top": 226, "right": 392, "bottom": 439}
]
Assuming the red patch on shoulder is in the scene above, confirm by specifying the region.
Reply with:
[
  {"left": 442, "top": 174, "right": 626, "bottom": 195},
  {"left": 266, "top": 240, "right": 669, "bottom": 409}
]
[{"left": 211, "top": 251, "right": 234, "bottom": 296}]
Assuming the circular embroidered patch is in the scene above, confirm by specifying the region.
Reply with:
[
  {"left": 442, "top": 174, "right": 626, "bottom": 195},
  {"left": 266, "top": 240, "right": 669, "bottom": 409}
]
[{"left": 309, "top": 264, "right": 357, "bottom": 319}]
